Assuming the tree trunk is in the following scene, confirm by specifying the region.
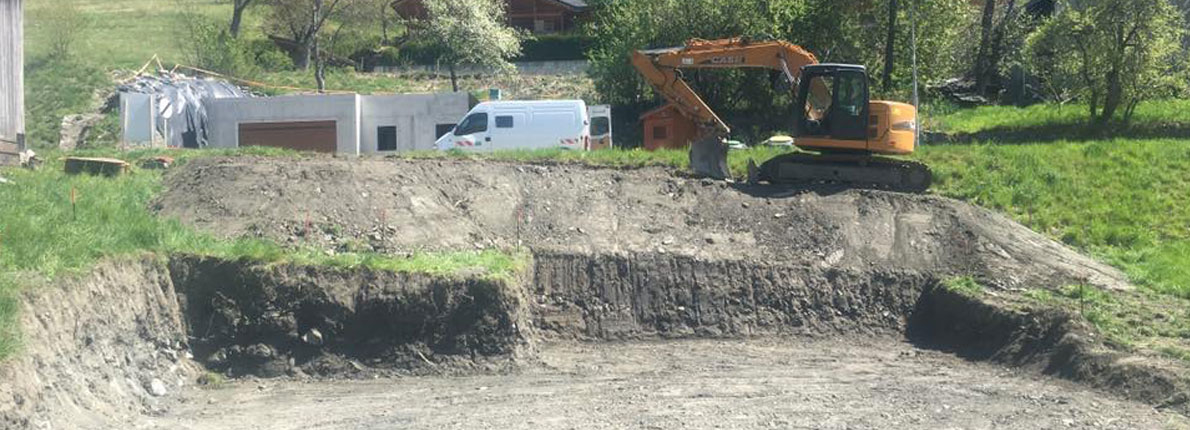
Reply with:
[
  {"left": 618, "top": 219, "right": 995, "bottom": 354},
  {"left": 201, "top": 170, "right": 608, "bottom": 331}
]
[
  {"left": 1098, "top": 68, "right": 1122, "bottom": 128},
  {"left": 292, "top": 38, "right": 313, "bottom": 70},
  {"left": 314, "top": 37, "right": 326, "bottom": 92},
  {"left": 882, "top": 0, "right": 898, "bottom": 92},
  {"left": 450, "top": 63, "right": 459, "bottom": 92},
  {"left": 380, "top": 2, "right": 389, "bottom": 44},
  {"left": 230, "top": 0, "right": 251, "bottom": 38},
  {"left": 973, "top": 0, "right": 996, "bottom": 96},
  {"left": 987, "top": 0, "right": 1016, "bottom": 96}
]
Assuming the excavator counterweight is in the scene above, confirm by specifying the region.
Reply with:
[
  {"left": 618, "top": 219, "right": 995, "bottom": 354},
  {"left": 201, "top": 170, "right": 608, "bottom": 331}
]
[{"left": 632, "top": 38, "right": 931, "bottom": 191}]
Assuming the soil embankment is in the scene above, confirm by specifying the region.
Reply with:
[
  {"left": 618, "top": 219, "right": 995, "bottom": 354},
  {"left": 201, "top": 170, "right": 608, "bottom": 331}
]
[
  {"left": 154, "top": 157, "right": 1129, "bottom": 292},
  {"left": 0, "top": 257, "right": 199, "bottom": 429}
]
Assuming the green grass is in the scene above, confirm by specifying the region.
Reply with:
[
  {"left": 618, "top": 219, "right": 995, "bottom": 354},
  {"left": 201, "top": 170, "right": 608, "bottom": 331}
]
[
  {"left": 23, "top": 57, "right": 111, "bottom": 147},
  {"left": 0, "top": 148, "right": 524, "bottom": 361},
  {"left": 24, "top": 0, "right": 264, "bottom": 68},
  {"left": 399, "top": 146, "right": 795, "bottom": 179},
  {"left": 942, "top": 276, "right": 986, "bottom": 297},
  {"left": 917, "top": 138, "right": 1190, "bottom": 298},
  {"left": 253, "top": 69, "right": 419, "bottom": 95},
  {"left": 1020, "top": 283, "right": 1190, "bottom": 354},
  {"left": 925, "top": 99, "right": 1190, "bottom": 135}
]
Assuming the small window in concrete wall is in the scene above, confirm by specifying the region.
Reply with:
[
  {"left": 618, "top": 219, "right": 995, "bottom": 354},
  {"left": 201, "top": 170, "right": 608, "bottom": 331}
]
[
  {"left": 436, "top": 124, "right": 455, "bottom": 139},
  {"left": 377, "top": 126, "right": 397, "bottom": 151}
]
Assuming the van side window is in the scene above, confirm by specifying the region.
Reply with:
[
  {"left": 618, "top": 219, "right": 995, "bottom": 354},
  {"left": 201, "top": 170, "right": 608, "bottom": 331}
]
[
  {"left": 455, "top": 113, "right": 488, "bottom": 135},
  {"left": 591, "top": 117, "right": 610, "bottom": 136},
  {"left": 495, "top": 115, "right": 514, "bottom": 128}
]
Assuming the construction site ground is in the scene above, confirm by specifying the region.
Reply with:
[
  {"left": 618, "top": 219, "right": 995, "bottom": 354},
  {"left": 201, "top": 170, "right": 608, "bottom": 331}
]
[
  {"left": 4, "top": 155, "right": 1189, "bottom": 429},
  {"left": 140, "top": 338, "right": 1180, "bottom": 430}
]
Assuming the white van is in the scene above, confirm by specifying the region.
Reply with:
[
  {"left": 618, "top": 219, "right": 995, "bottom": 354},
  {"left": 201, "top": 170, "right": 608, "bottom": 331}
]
[{"left": 436, "top": 100, "right": 591, "bottom": 152}]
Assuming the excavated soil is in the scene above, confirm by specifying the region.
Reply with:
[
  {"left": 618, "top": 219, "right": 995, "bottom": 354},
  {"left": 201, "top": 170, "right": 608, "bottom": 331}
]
[
  {"left": 155, "top": 157, "right": 1128, "bottom": 292},
  {"left": 3, "top": 156, "right": 1188, "bottom": 428},
  {"left": 143, "top": 338, "right": 1180, "bottom": 430}
]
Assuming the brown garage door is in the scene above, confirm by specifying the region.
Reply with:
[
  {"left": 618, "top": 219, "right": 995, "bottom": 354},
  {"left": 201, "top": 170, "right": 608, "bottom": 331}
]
[{"left": 239, "top": 121, "right": 337, "bottom": 153}]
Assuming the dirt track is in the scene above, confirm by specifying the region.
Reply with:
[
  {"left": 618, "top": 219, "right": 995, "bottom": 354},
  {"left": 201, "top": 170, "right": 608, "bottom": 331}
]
[{"left": 142, "top": 339, "right": 1180, "bottom": 430}]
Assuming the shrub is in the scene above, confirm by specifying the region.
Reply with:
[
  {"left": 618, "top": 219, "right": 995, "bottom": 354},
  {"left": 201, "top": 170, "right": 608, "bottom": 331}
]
[
  {"left": 246, "top": 39, "right": 295, "bottom": 72},
  {"left": 180, "top": 16, "right": 261, "bottom": 77},
  {"left": 516, "top": 34, "right": 593, "bottom": 61}
]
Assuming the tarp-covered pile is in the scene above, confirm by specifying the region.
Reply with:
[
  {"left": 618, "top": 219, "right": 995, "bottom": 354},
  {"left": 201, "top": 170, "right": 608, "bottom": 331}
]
[{"left": 117, "top": 73, "right": 249, "bottom": 148}]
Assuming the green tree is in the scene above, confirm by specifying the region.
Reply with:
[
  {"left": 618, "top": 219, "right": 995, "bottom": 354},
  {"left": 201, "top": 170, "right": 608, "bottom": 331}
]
[
  {"left": 1025, "top": 0, "right": 1184, "bottom": 127},
  {"left": 582, "top": 0, "right": 970, "bottom": 143},
  {"left": 266, "top": 0, "right": 355, "bottom": 70},
  {"left": 403, "top": 0, "right": 525, "bottom": 92}
]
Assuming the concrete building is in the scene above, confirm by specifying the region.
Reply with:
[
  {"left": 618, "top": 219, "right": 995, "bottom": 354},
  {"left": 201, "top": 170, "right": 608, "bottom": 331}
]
[
  {"left": 0, "top": 0, "right": 24, "bottom": 164},
  {"left": 207, "top": 93, "right": 475, "bottom": 155}
]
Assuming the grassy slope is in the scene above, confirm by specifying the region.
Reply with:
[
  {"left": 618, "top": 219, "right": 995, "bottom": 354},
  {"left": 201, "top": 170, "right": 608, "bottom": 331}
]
[
  {"left": 24, "top": 0, "right": 262, "bottom": 68},
  {"left": 0, "top": 148, "right": 524, "bottom": 360},
  {"left": 924, "top": 99, "right": 1190, "bottom": 135}
]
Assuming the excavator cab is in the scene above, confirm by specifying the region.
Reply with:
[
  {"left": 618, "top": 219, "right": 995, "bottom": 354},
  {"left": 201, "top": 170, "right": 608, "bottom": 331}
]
[{"left": 795, "top": 64, "right": 870, "bottom": 143}]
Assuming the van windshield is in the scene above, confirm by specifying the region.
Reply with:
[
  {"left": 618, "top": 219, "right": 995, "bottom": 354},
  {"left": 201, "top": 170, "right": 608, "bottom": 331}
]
[
  {"left": 454, "top": 113, "right": 488, "bottom": 135},
  {"left": 591, "top": 117, "right": 610, "bottom": 136}
]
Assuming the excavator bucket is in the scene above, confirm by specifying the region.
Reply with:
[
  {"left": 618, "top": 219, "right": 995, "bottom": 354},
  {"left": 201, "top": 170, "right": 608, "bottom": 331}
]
[{"left": 688, "top": 136, "right": 731, "bottom": 180}]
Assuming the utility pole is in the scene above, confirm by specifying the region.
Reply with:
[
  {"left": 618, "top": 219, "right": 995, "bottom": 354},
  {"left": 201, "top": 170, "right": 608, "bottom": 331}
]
[{"left": 909, "top": 0, "right": 920, "bottom": 143}]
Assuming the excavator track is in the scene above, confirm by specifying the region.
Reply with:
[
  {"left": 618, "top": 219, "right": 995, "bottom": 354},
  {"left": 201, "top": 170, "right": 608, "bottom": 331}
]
[{"left": 754, "top": 151, "right": 932, "bottom": 193}]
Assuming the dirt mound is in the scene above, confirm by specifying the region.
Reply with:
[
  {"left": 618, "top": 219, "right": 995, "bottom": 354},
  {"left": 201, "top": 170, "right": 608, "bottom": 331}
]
[{"left": 156, "top": 157, "right": 1128, "bottom": 292}]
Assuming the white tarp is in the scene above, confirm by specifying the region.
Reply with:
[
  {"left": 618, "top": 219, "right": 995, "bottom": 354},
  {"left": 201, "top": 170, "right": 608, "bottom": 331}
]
[{"left": 117, "top": 73, "right": 250, "bottom": 148}]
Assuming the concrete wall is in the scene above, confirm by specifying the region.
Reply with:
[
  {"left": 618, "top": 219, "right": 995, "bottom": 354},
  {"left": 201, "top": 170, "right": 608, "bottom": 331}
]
[
  {"left": 359, "top": 93, "right": 471, "bottom": 153},
  {"left": 0, "top": 0, "right": 24, "bottom": 147},
  {"left": 208, "top": 94, "right": 361, "bottom": 155}
]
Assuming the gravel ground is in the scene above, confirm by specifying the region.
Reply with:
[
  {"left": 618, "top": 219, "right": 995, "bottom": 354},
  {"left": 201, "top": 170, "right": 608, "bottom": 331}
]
[{"left": 139, "top": 338, "right": 1183, "bottom": 430}]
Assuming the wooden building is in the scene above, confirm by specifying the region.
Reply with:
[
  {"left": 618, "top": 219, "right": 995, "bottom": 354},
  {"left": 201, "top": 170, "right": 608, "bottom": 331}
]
[
  {"left": 640, "top": 104, "right": 697, "bottom": 151},
  {"left": 0, "top": 0, "right": 24, "bottom": 163},
  {"left": 393, "top": 0, "right": 589, "bottom": 34}
]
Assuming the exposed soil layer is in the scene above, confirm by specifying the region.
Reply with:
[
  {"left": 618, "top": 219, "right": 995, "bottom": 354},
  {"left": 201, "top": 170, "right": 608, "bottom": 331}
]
[
  {"left": 142, "top": 338, "right": 1185, "bottom": 430},
  {"left": 530, "top": 250, "right": 932, "bottom": 339},
  {"left": 155, "top": 157, "right": 1128, "bottom": 292},
  {"left": 167, "top": 256, "right": 529, "bottom": 378}
]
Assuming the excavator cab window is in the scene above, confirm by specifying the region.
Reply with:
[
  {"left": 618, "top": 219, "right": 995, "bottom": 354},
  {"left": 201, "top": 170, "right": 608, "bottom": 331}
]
[{"left": 796, "top": 65, "right": 870, "bottom": 141}]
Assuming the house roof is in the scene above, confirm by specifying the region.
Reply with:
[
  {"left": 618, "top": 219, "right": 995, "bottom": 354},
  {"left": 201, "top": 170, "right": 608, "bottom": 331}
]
[
  {"left": 639, "top": 103, "right": 678, "bottom": 120},
  {"left": 394, "top": 0, "right": 588, "bottom": 12}
]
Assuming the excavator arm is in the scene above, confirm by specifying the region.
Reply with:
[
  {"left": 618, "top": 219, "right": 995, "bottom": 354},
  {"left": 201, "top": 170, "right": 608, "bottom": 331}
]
[{"left": 631, "top": 38, "right": 822, "bottom": 178}]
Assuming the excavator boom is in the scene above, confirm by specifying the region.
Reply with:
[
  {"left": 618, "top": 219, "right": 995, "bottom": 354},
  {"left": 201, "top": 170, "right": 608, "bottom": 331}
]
[
  {"left": 632, "top": 37, "right": 930, "bottom": 192},
  {"left": 631, "top": 38, "right": 822, "bottom": 179}
]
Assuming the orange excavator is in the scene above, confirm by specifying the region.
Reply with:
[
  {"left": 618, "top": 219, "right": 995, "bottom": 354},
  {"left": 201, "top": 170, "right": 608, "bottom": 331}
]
[{"left": 632, "top": 38, "right": 931, "bottom": 192}]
